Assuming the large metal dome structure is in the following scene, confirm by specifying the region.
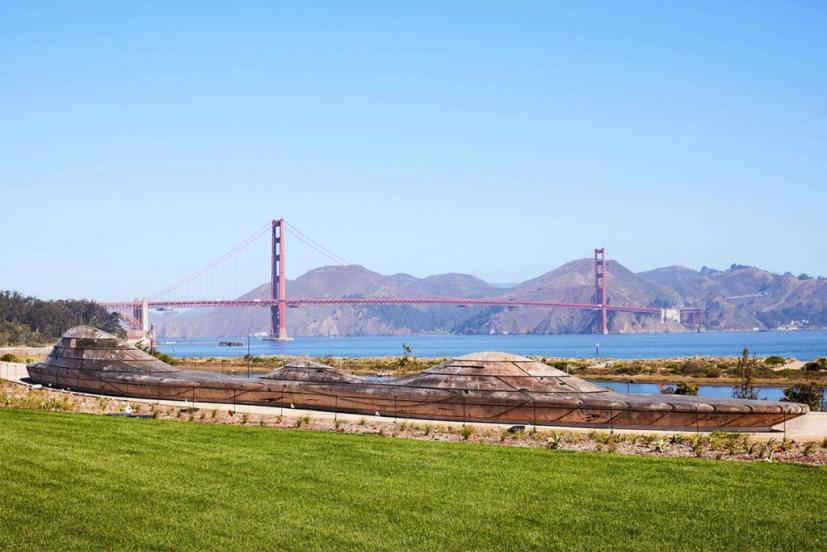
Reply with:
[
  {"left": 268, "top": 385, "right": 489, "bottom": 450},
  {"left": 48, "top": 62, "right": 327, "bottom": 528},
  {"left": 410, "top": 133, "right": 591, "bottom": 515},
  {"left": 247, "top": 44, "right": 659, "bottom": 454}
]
[{"left": 28, "top": 327, "right": 808, "bottom": 431}]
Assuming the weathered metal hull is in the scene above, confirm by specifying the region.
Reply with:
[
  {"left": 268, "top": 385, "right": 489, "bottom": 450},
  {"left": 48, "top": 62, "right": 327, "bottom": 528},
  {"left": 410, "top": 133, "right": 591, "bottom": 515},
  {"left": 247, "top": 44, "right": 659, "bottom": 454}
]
[{"left": 28, "top": 327, "right": 809, "bottom": 431}]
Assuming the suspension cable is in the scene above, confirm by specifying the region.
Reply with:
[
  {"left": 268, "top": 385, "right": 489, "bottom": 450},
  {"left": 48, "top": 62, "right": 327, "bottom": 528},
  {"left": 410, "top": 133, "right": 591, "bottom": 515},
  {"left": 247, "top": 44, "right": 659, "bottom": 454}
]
[
  {"left": 284, "top": 222, "right": 351, "bottom": 265},
  {"left": 149, "top": 222, "right": 271, "bottom": 299}
]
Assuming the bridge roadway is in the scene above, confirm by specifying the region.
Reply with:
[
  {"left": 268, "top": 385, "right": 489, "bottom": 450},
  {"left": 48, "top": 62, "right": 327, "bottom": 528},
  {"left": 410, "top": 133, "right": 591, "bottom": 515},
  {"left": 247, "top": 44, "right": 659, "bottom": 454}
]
[{"left": 101, "top": 297, "right": 672, "bottom": 315}]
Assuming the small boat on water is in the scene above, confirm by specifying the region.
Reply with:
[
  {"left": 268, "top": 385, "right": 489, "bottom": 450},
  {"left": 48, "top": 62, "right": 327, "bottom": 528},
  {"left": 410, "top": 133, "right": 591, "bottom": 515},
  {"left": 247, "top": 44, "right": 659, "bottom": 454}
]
[
  {"left": 218, "top": 341, "right": 244, "bottom": 347},
  {"left": 27, "top": 326, "right": 808, "bottom": 431}
]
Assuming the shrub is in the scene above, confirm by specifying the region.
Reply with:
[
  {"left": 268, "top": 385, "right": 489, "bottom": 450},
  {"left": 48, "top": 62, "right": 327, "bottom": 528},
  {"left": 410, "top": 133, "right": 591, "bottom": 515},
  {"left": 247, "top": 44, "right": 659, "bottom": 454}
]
[
  {"left": 546, "top": 432, "right": 563, "bottom": 449},
  {"left": 460, "top": 425, "right": 474, "bottom": 440},
  {"left": 690, "top": 436, "right": 705, "bottom": 457},
  {"left": 674, "top": 382, "right": 699, "bottom": 396},
  {"left": 0, "top": 353, "right": 21, "bottom": 363},
  {"left": 704, "top": 366, "right": 722, "bottom": 378},
  {"left": 764, "top": 355, "right": 786, "bottom": 366},
  {"left": 678, "top": 359, "right": 704, "bottom": 376},
  {"left": 761, "top": 439, "right": 780, "bottom": 461},
  {"left": 782, "top": 383, "right": 824, "bottom": 411},
  {"left": 546, "top": 360, "right": 568, "bottom": 370},
  {"left": 615, "top": 363, "right": 642, "bottom": 376},
  {"left": 668, "top": 434, "right": 682, "bottom": 444},
  {"left": 804, "top": 358, "right": 827, "bottom": 372}
]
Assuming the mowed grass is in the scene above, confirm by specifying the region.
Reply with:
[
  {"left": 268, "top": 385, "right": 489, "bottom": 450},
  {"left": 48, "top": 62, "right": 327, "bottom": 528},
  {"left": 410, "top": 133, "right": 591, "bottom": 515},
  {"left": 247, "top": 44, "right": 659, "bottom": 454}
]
[{"left": 0, "top": 410, "right": 825, "bottom": 551}]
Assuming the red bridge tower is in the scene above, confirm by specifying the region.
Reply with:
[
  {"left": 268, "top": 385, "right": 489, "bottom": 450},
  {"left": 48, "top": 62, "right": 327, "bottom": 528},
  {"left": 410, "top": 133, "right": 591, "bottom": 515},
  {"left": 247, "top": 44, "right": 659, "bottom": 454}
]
[
  {"left": 594, "top": 248, "right": 608, "bottom": 336},
  {"left": 270, "top": 218, "right": 288, "bottom": 340}
]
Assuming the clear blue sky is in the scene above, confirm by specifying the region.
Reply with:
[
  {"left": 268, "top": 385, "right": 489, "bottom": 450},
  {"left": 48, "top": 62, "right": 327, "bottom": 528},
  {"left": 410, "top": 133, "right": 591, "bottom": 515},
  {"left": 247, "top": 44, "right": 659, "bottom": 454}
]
[{"left": 2, "top": 1, "right": 826, "bottom": 300}]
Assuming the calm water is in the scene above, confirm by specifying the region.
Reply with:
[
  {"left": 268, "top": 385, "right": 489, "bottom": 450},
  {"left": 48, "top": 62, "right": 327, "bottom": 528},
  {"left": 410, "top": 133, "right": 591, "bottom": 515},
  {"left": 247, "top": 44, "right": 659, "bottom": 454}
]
[
  {"left": 595, "top": 380, "right": 785, "bottom": 401},
  {"left": 157, "top": 330, "right": 827, "bottom": 361}
]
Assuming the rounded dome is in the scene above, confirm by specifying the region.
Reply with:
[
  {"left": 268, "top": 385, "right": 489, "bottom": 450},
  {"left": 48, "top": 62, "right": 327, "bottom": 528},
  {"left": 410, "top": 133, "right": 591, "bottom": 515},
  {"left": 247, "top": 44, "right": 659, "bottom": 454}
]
[
  {"left": 33, "top": 326, "right": 176, "bottom": 374},
  {"left": 262, "top": 359, "right": 362, "bottom": 383},
  {"left": 452, "top": 351, "right": 533, "bottom": 362},
  {"left": 394, "top": 351, "right": 608, "bottom": 394}
]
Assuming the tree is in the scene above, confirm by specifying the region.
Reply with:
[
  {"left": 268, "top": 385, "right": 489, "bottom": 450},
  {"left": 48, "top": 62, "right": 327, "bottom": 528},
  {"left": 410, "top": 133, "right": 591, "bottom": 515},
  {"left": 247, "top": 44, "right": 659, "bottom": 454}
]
[
  {"left": 733, "top": 347, "right": 759, "bottom": 400},
  {"left": 0, "top": 290, "right": 125, "bottom": 345},
  {"left": 397, "top": 343, "right": 414, "bottom": 375},
  {"left": 782, "top": 383, "right": 824, "bottom": 411}
]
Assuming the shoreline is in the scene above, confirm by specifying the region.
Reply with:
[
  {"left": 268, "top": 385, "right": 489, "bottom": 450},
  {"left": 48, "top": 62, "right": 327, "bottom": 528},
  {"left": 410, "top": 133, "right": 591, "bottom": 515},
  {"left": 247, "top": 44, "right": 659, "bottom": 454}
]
[{"left": 161, "top": 353, "right": 827, "bottom": 387}]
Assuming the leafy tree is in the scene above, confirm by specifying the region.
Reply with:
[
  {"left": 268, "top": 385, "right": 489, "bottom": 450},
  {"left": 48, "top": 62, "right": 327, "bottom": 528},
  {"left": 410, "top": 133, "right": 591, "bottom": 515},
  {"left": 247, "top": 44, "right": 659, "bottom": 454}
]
[
  {"left": 733, "top": 347, "right": 759, "bottom": 400},
  {"left": 782, "top": 383, "right": 824, "bottom": 411},
  {"left": 0, "top": 290, "right": 125, "bottom": 345}
]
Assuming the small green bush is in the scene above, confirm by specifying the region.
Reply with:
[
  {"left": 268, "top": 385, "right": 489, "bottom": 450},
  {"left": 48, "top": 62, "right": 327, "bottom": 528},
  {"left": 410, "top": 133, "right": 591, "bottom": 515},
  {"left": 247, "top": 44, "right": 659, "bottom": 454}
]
[
  {"left": 547, "top": 432, "right": 564, "bottom": 449},
  {"left": 764, "top": 355, "right": 786, "bottom": 366},
  {"left": 460, "top": 425, "right": 474, "bottom": 440},
  {"left": 615, "top": 363, "right": 642, "bottom": 376},
  {"left": 704, "top": 367, "right": 722, "bottom": 378},
  {"left": 678, "top": 359, "right": 705, "bottom": 376},
  {"left": 0, "top": 353, "right": 21, "bottom": 363},
  {"left": 674, "top": 382, "right": 699, "bottom": 396}
]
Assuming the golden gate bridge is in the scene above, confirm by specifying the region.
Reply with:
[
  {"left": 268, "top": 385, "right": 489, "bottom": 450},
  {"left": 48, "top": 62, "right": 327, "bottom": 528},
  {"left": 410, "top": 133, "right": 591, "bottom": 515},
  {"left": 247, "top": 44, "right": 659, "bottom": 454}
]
[{"left": 100, "top": 219, "right": 704, "bottom": 339}]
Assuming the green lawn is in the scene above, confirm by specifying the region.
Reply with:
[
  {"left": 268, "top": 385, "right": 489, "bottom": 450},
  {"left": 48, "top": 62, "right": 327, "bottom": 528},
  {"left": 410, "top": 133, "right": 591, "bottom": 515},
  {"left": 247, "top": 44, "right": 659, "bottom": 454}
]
[{"left": 0, "top": 410, "right": 825, "bottom": 551}]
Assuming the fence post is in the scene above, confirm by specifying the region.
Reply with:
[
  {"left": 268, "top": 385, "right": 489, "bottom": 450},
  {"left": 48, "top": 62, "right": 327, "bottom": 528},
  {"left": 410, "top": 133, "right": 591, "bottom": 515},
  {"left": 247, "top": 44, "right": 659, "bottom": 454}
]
[{"left": 609, "top": 404, "right": 614, "bottom": 434}]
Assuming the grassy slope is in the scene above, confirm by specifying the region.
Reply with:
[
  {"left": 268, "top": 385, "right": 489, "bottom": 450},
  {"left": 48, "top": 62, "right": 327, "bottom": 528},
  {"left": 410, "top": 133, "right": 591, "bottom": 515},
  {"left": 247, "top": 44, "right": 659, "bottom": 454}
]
[{"left": 0, "top": 410, "right": 825, "bottom": 551}]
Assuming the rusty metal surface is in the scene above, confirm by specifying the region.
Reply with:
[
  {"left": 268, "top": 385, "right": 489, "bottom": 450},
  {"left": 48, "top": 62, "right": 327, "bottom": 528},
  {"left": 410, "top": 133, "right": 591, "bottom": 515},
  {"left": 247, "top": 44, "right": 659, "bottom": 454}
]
[{"left": 27, "top": 327, "right": 808, "bottom": 431}]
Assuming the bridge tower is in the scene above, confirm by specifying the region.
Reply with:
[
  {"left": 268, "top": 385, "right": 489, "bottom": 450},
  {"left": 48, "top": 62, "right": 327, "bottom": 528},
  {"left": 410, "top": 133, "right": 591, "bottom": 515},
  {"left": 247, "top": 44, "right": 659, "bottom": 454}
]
[
  {"left": 594, "top": 248, "right": 608, "bottom": 336},
  {"left": 130, "top": 298, "right": 150, "bottom": 338},
  {"left": 271, "top": 218, "right": 288, "bottom": 340}
]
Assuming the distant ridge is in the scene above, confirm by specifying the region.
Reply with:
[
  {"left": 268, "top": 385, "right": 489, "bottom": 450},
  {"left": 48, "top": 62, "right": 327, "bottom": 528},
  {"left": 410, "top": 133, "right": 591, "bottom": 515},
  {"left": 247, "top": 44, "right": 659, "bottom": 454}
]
[{"left": 153, "top": 259, "right": 827, "bottom": 337}]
